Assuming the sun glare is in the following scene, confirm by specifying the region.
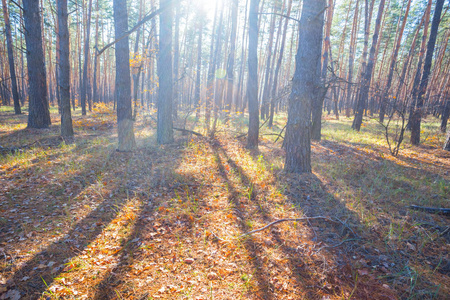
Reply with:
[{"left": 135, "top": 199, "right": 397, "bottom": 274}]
[{"left": 196, "top": 0, "right": 219, "bottom": 20}]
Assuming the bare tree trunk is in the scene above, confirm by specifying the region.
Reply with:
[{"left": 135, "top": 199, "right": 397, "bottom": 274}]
[
  {"left": 23, "top": 0, "right": 51, "bottom": 128},
  {"left": 410, "top": 0, "right": 445, "bottom": 145},
  {"left": 379, "top": 0, "right": 411, "bottom": 123},
  {"left": 114, "top": 0, "right": 136, "bottom": 151},
  {"left": 346, "top": 0, "right": 360, "bottom": 117},
  {"left": 284, "top": 0, "right": 325, "bottom": 173},
  {"left": 311, "top": 0, "right": 334, "bottom": 140},
  {"left": 2, "top": 0, "right": 21, "bottom": 114},
  {"left": 247, "top": 0, "right": 260, "bottom": 149},
  {"left": 353, "top": 0, "right": 385, "bottom": 132},
  {"left": 81, "top": 0, "right": 93, "bottom": 115},
  {"left": 57, "top": 0, "right": 73, "bottom": 137},
  {"left": 92, "top": 0, "right": 100, "bottom": 104},
  {"left": 157, "top": 0, "right": 174, "bottom": 144},
  {"left": 194, "top": 19, "right": 203, "bottom": 119},
  {"left": 173, "top": 2, "right": 180, "bottom": 121},
  {"left": 269, "top": 0, "right": 292, "bottom": 128},
  {"left": 225, "top": 0, "right": 238, "bottom": 121}
]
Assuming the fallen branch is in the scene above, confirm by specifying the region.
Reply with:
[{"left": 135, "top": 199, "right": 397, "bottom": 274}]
[
  {"left": 409, "top": 205, "right": 450, "bottom": 215},
  {"left": 173, "top": 127, "right": 203, "bottom": 136},
  {"left": 275, "top": 125, "right": 287, "bottom": 143},
  {"left": 236, "top": 118, "right": 270, "bottom": 139},
  {"left": 239, "top": 216, "right": 337, "bottom": 237},
  {"left": 314, "top": 238, "right": 360, "bottom": 254}
]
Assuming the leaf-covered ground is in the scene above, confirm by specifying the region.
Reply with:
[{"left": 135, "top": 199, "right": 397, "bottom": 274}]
[{"left": 0, "top": 106, "right": 449, "bottom": 300}]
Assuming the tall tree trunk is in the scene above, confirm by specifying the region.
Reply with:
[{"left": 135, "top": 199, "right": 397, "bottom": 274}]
[
  {"left": 284, "top": 0, "right": 325, "bottom": 173},
  {"left": 2, "top": 0, "right": 21, "bottom": 114},
  {"left": 247, "top": 0, "right": 260, "bottom": 149},
  {"left": 346, "top": 0, "right": 360, "bottom": 117},
  {"left": 57, "top": 0, "right": 74, "bottom": 137},
  {"left": 81, "top": 0, "right": 93, "bottom": 115},
  {"left": 157, "top": 0, "right": 174, "bottom": 144},
  {"left": 311, "top": 0, "right": 334, "bottom": 140},
  {"left": 260, "top": 3, "right": 278, "bottom": 120},
  {"left": 353, "top": 0, "right": 385, "bottom": 131},
  {"left": 269, "top": 0, "right": 293, "bottom": 128},
  {"left": 194, "top": 19, "right": 203, "bottom": 119},
  {"left": 410, "top": 0, "right": 445, "bottom": 145},
  {"left": 379, "top": 0, "right": 411, "bottom": 122},
  {"left": 23, "top": 0, "right": 51, "bottom": 128},
  {"left": 92, "top": 0, "right": 100, "bottom": 104},
  {"left": 113, "top": 0, "right": 136, "bottom": 151},
  {"left": 225, "top": 0, "right": 238, "bottom": 121},
  {"left": 173, "top": 2, "right": 180, "bottom": 121}
]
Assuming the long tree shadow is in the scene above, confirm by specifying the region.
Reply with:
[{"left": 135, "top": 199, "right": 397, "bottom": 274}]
[
  {"left": 89, "top": 139, "right": 192, "bottom": 299},
  {"left": 3, "top": 148, "right": 134, "bottom": 299},
  {"left": 226, "top": 138, "right": 399, "bottom": 299}
]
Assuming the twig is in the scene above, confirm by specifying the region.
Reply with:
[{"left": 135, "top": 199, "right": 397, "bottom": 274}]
[
  {"left": 173, "top": 127, "right": 203, "bottom": 137},
  {"left": 314, "top": 238, "right": 360, "bottom": 254},
  {"left": 274, "top": 125, "right": 287, "bottom": 143},
  {"left": 239, "top": 216, "right": 336, "bottom": 237}
]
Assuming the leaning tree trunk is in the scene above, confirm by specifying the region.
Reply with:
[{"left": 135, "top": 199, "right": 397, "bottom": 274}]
[
  {"left": 194, "top": 19, "right": 203, "bottom": 119},
  {"left": 157, "top": 0, "right": 174, "bottom": 144},
  {"left": 284, "top": 0, "right": 325, "bottom": 173},
  {"left": 2, "top": 0, "right": 21, "bottom": 114},
  {"left": 247, "top": 0, "right": 260, "bottom": 149},
  {"left": 23, "top": 0, "right": 51, "bottom": 128},
  {"left": 57, "top": 0, "right": 74, "bottom": 137},
  {"left": 353, "top": 0, "right": 385, "bottom": 132},
  {"left": 410, "top": 0, "right": 445, "bottom": 145},
  {"left": 113, "top": 0, "right": 136, "bottom": 151}
]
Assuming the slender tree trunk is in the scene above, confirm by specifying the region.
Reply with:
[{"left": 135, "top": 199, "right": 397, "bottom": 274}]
[
  {"left": 379, "top": 0, "right": 411, "bottom": 122},
  {"left": 410, "top": 0, "right": 445, "bottom": 145},
  {"left": 311, "top": 0, "right": 334, "bottom": 140},
  {"left": 57, "top": 0, "right": 74, "bottom": 137},
  {"left": 81, "top": 0, "right": 93, "bottom": 115},
  {"left": 247, "top": 0, "right": 260, "bottom": 149},
  {"left": 23, "top": 0, "right": 51, "bottom": 128},
  {"left": 113, "top": 0, "right": 136, "bottom": 151},
  {"left": 346, "top": 0, "right": 360, "bottom": 117},
  {"left": 2, "top": 0, "right": 21, "bottom": 114},
  {"left": 195, "top": 19, "right": 203, "bottom": 119},
  {"left": 92, "top": 0, "right": 100, "bottom": 104},
  {"left": 173, "top": 2, "right": 180, "bottom": 121},
  {"left": 269, "top": 0, "right": 293, "bottom": 128},
  {"left": 225, "top": 0, "right": 238, "bottom": 121},
  {"left": 157, "top": 0, "right": 174, "bottom": 144},
  {"left": 284, "top": 0, "right": 325, "bottom": 173},
  {"left": 353, "top": 0, "right": 385, "bottom": 132}
]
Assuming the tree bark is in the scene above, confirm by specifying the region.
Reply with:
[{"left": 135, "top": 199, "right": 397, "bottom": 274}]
[
  {"left": 353, "top": 0, "right": 385, "bottom": 132},
  {"left": 410, "top": 0, "right": 445, "bottom": 145},
  {"left": 81, "top": 0, "right": 93, "bottom": 115},
  {"left": 2, "top": 0, "right": 21, "bottom": 114},
  {"left": 284, "top": 0, "right": 325, "bottom": 173},
  {"left": 247, "top": 0, "right": 260, "bottom": 149},
  {"left": 157, "top": 0, "right": 174, "bottom": 144},
  {"left": 113, "top": 0, "right": 136, "bottom": 151},
  {"left": 225, "top": 0, "right": 238, "bottom": 121},
  {"left": 23, "top": 0, "right": 51, "bottom": 128},
  {"left": 57, "top": 0, "right": 74, "bottom": 137}
]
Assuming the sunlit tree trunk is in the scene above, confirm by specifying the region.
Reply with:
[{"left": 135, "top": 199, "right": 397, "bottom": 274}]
[
  {"left": 23, "top": 0, "right": 51, "bottom": 128},
  {"left": 284, "top": 0, "right": 325, "bottom": 173},
  {"left": 247, "top": 0, "right": 260, "bottom": 149},
  {"left": 57, "top": 0, "right": 74, "bottom": 137},
  {"left": 269, "top": 0, "right": 292, "bottom": 128},
  {"left": 410, "top": 0, "right": 445, "bottom": 145},
  {"left": 113, "top": 0, "right": 136, "bottom": 151},
  {"left": 311, "top": 0, "right": 334, "bottom": 140},
  {"left": 225, "top": 0, "right": 238, "bottom": 121},
  {"left": 81, "top": 0, "right": 93, "bottom": 115},
  {"left": 195, "top": 19, "right": 203, "bottom": 119},
  {"left": 353, "top": 0, "right": 385, "bottom": 132},
  {"left": 2, "top": 0, "right": 21, "bottom": 114},
  {"left": 157, "top": 0, "right": 174, "bottom": 144}
]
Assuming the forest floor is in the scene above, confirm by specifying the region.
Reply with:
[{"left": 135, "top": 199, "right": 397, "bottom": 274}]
[{"left": 0, "top": 104, "right": 449, "bottom": 300}]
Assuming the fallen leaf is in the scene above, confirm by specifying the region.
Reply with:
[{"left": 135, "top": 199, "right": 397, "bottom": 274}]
[{"left": 184, "top": 258, "right": 194, "bottom": 264}]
